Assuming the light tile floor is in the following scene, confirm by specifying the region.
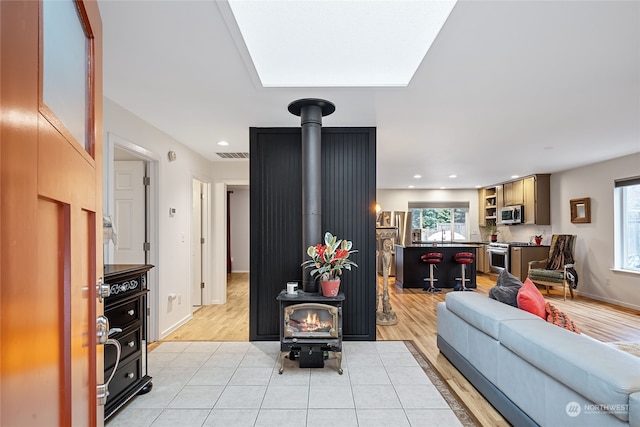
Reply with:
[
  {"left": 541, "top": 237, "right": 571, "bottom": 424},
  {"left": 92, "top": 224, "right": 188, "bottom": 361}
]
[{"left": 106, "top": 341, "right": 463, "bottom": 427}]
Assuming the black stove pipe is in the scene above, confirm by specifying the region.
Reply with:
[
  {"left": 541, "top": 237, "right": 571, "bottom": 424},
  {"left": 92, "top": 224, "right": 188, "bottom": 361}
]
[{"left": 288, "top": 98, "right": 335, "bottom": 293}]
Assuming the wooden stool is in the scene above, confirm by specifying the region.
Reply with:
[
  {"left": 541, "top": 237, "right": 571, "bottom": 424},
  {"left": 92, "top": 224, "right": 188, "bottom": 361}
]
[
  {"left": 454, "top": 252, "right": 475, "bottom": 291},
  {"left": 421, "top": 252, "right": 443, "bottom": 293}
]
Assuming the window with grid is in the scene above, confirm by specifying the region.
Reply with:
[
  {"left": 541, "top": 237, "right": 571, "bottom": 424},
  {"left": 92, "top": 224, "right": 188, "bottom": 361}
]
[{"left": 408, "top": 201, "right": 469, "bottom": 241}]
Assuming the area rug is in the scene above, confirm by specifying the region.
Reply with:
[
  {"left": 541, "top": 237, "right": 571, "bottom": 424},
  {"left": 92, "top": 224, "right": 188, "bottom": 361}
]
[
  {"left": 404, "top": 340, "right": 477, "bottom": 427},
  {"left": 608, "top": 341, "right": 640, "bottom": 358}
]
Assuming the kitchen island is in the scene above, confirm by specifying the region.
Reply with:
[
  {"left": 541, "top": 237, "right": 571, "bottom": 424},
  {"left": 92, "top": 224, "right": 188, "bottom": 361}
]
[{"left": 394, "top": 244, "right": 479, "bottom": 289}]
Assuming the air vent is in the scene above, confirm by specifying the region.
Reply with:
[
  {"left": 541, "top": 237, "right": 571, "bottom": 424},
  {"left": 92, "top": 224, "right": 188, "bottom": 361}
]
[{"left": 216, "top": 152, "right": 249, "bottom": 159}]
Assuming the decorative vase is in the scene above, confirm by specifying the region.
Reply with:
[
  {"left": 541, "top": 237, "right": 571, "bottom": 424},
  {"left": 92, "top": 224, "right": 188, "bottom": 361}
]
[
  {"left": 534, "top": 237, "right": 543, "bottom": 246},
  {"left": 320, "top": 278, "right": 341, "bottom": 297},
  {"left": 491, "top": 234, "right": 498, "bottom": 242}
]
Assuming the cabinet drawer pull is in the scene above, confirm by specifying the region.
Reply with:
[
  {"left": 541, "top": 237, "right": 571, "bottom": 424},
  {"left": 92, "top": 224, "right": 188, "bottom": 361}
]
[
  {"left": 127, "top": 309, "right": 135, "bottom": 316},
  {"left": 126, "top": 372, "right": 134, "bottom": 379},
  {"left": 127, "top": 341, "right": 135, "bottom": 348}
]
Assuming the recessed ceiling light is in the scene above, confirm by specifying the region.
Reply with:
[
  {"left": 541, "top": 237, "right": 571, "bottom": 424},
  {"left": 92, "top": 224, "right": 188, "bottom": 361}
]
[
  {"left": 413, "top": 174, "right": 422, "bottom": 179},
  {"left": 449, "top": 174, "right": 457, "bottom": 178},
  {"left": 228, "top": 0, "right": 457, "bottom": 87},
  {"left": 440, "top": 186, "right": 446, "bottom": 189},
  {"left": 217, "top": 140, "right": 230, "bottom": 146},
  {"left": 475, "top": 185, "right": 482, "bottom": 188},
  {"left": 408, "top": 185, "right": 415, "bottom": 189},
  {"left": 511, "top": 175, "right": 519, "bottom": 179}
]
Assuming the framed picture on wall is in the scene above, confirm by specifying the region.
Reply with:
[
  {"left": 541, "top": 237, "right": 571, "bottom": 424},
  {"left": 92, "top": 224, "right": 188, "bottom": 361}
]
[{"left": 570, "top": 197, "right": 591, "bottom": 223}]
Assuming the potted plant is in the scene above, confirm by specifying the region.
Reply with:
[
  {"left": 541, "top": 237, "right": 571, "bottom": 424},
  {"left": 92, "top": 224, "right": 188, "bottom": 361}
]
[
  {"left": 486, "top": 224, "right": 499, "bottom": 242},
  {"left": 534, "top": 234, "right": 543, "bottom": 246},
  {"left": 302, "top": 231, "right": 358, "bottom": 296}
]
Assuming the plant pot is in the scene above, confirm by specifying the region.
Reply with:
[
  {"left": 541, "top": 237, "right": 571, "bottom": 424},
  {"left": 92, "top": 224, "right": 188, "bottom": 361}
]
[
  {"left": 320, "top": 278, "right": 341, "bottom": 297},
  {"left": 490, "top": 234, "right": 498, "bottom": 242},
  {"left": 534, "top": 237, "right": 543, "bottom": 246}
]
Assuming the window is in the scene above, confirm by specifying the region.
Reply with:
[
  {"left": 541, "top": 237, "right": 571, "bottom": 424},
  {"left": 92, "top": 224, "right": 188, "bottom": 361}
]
[
  {"left": 615, "top": 176, "right": 640, "bottom": 272},
  {"left": 408, "top": 201, "right": 469, "bottom": 241}
]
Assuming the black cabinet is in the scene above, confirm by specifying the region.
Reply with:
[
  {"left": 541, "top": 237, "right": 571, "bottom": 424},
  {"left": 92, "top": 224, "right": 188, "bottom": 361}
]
[{"left": 104, "top": 264, "right": 153, "bottom": 420}]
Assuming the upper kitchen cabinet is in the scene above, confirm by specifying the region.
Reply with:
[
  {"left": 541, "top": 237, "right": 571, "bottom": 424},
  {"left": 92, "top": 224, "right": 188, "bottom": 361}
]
[
  {"left": 479, "top": 186, "right": 498, "bottom": 226},
  {"left": 503, "top": 179, "right": 524, "bottom": 206},
  {"left": 487, "top": 174, "right": 550, "bottom": 225},
  {"left": 523, "top": 174, "right": 550, "bottom": 225}
]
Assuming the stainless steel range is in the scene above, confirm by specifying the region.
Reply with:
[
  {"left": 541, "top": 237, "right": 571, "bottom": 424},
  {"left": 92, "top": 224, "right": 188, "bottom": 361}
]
[{"left": 487, "top": 242, "right": 530, "bottom": 273}]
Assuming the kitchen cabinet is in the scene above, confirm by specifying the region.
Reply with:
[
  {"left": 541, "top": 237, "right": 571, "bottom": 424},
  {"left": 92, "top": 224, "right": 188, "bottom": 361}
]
[
  {"left": 479, "top": 186, "right": 498, "bottom": 226},
  {"left": 395, "top": 244, "right": 478, "bottom": 288},
  {"left": 104, "top": 264, "right": 154, "bottom": 420},
  {"left": 476, "top": 243, "right": 490, "bottom": 273},
  {"left": 510, "top": 246, "right": 549, "bottom": 282},
  {"left": 489, "top": 174, "right": 550, "bottom": 225},
  {"left": 503, "top": 179, "right": 524, "bottom": 206},
  {"left": 496, "top": 185, "right": 504, "bottom": 221},
  {"left": 523, "top": 174, "right": 550, "bottom": 225}
]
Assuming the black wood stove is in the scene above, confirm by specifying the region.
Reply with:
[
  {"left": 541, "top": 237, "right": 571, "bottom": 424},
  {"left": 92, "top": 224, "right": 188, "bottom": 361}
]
[{"left": 276, "top": 289, "right": 344, "bottom": 374}]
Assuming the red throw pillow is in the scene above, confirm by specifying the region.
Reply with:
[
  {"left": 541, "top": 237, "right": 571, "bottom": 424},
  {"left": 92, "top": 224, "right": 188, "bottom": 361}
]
[{"left": 517, "top": 278, "right": 547, "bottom": 319}]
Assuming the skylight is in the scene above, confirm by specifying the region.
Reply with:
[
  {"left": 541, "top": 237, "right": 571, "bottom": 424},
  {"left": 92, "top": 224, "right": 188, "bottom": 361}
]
[{"left": 228, "top": 0, "right": 457, "bottom": 87}]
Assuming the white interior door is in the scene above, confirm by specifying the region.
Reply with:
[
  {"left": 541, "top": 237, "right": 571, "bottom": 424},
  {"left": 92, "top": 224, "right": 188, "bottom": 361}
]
[
  {"left": 114, "top": 160, "right": 146, "bottom": 264},
  {"left": 192, "top": 179, "right": 204, "bottom": 306}
]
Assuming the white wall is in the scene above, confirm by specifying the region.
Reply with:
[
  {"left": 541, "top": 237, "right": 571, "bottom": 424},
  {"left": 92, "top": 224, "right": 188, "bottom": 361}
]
[
  {"left": 550, "top": 152, "right": 640, "bottom": 310},
  {"left": 229, "top": 187, "right": 250, "bottom": 272},
  {"left": 104, "top": 98, "right": 215, "bottom": 338}
]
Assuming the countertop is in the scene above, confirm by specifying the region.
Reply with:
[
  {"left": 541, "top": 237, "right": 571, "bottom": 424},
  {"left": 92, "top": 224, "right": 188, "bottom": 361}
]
[
  {"left": 399, "top": 243, "right": 483, "bottom": 248},
  {"left": 403, "top": 242, "right": 550, "bottom": 248}
]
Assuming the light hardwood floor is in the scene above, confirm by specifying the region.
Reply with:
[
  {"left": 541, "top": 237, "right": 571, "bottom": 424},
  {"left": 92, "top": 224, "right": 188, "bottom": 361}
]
[{"left": 163, "top": 272, "right": 640, "bottom": 426}]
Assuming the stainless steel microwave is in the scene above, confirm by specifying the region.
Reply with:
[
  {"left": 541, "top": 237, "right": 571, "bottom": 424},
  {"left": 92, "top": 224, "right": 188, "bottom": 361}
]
[{"left": 501, "top": 205, "right": 523, "bottom": 224}]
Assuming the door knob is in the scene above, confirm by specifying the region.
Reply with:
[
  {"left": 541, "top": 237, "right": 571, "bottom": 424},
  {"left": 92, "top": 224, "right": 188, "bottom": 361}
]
[{"left": 97, "top": 277, "right": 110, "bottom": 303}]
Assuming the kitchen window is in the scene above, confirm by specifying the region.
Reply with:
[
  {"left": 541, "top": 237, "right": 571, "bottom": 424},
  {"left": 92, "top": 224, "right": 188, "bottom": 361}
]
[
  {"left": 614, "top": 176, "right": 640, "bottom": 272},
  {"left": 409, "top": 201, "right": 469, "bottom": 241}
]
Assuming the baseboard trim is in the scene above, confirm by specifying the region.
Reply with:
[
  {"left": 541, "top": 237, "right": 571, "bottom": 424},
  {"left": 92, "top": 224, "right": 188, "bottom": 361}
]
[{"left": 159, "top": 313, "right": 193, "bottom": 339}]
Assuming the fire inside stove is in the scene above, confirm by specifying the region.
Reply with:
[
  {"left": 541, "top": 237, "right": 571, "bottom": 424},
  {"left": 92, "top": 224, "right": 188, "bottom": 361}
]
[{"left": 284, "top": 303, "right": 339, "bottom": 338}]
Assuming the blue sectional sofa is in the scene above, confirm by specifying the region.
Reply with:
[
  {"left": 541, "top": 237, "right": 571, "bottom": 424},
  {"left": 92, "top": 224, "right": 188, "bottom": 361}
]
[{"left": 437, "top": 292, "right": 640, "bottom": 426}]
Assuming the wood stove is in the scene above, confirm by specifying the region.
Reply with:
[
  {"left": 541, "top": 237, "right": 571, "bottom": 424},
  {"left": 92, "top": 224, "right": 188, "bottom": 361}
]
[{"left": 276, "top": 290, "right": 344, "bottom": 374}]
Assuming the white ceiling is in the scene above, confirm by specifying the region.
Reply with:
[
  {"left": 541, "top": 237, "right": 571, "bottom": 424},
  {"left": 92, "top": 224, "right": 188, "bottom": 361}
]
[{"left": 98, "top": 0, "right": 640, "bottom": 189}]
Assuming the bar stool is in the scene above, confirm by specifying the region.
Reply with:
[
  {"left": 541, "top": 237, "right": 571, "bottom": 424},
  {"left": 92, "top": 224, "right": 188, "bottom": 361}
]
[
  {"left": 421, "top": 252, "right": 443, "bottom": 293},
  {"left": 453, "top": 252, "right": 475, "bottom": 291}
]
